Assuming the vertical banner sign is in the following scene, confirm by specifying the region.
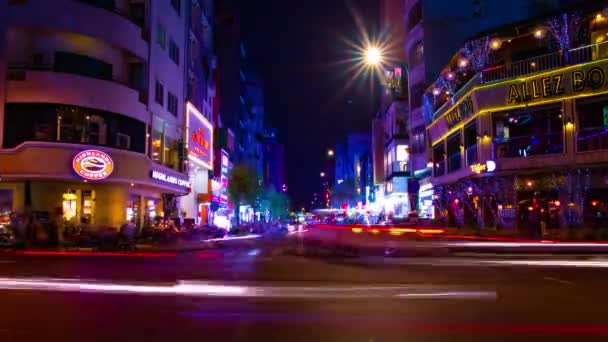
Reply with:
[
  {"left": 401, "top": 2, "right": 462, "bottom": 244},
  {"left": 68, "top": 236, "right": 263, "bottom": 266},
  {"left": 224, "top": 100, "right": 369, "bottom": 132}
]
[{"left": 186, "top": 102, "right": 213, "bottom": 170}]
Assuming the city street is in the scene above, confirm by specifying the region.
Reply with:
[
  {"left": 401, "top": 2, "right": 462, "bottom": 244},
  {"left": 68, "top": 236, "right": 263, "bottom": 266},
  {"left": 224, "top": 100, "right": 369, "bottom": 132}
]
[{"left": 1, "top": 239, "right": 608, "bottom": 341}]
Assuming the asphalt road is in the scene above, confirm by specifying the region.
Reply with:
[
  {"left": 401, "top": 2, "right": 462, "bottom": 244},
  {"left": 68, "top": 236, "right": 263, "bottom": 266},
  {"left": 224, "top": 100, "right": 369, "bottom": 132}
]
[{"left": 1, "top": 240, "right": 608, "bottom": 341}]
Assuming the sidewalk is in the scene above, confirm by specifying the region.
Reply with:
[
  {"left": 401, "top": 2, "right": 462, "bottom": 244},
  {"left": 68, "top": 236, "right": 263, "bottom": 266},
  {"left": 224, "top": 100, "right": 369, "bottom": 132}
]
[{"left": 0, "top": 233, "right": 266, "bottom": 254}]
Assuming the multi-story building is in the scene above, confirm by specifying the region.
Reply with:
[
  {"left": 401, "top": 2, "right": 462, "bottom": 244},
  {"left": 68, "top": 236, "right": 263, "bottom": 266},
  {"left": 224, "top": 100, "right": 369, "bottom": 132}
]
[
  {"left": 179, "top": 0, "right": 217, "bottom": 224},
  {"left": 240, "top": 71, "right": 266, "bottom": 178},
  {"left": 427, "top": 5, "right": 608, "bottom": 229},
  {"left": 0, "top": 0, "right": 191, "bottom": 229},
  {"left": 398, "top": 0, "right": 592, "bottom": 218},
  {"left": 333, "top": 133, "right": 372, "bottom": 207},
  {"left": 263, "top": 128, "right": 286, "bottom": 193}
]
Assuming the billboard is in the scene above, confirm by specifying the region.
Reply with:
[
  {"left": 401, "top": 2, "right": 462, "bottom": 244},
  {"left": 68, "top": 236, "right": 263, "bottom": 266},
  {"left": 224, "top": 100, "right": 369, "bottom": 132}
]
[{"left": 186, "top": 102, "right": 213, "bottom": 170}]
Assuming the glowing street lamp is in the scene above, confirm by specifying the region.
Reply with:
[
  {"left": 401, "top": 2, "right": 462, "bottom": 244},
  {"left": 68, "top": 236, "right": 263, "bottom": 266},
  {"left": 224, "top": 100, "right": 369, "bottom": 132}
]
[
  {"left": 320, "top": 171, "right": 326, "bottom": 178},
  {"left": 327, "top": 149, "right": 334, "bottom": 157},
  {"left": 365, "top": 47, "right": 382, "bottom": 66}
]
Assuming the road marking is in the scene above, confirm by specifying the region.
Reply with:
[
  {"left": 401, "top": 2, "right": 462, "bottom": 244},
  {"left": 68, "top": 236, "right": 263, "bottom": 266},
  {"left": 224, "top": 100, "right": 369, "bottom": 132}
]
[{"left": 544, "top": 277, "right": 573, "bottom": 285}]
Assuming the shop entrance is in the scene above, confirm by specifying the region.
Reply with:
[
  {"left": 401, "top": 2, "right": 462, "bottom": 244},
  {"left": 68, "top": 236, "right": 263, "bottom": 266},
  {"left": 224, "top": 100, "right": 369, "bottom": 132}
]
[
  {"left": 62, "top": 189, "right": 96, "bottom": 225},
  {"left": 0, "top": 189, "right": 13, "bottom": 227}
]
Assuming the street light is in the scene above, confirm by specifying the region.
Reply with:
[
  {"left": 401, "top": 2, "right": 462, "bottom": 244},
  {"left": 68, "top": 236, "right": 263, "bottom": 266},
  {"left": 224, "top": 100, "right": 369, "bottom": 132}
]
[
  {"left": 327, "top": 149, "right": 334, "bottom": 157},
  {"left": 365, "top": 47, "right": 382, "bottom": 66},
  {"left": 320, "top": 171, "right": 326, "bottom": 177}
]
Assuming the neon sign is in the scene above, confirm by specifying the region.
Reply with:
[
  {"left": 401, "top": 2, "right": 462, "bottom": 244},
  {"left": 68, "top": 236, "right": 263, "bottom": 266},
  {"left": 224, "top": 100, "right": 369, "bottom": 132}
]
[
  {"left": 471, "top": 160, "right": 496, "bottom": 174},
  {"left": 150, "top": 170, "right": 191, "bottom": 189},
  {"left": 507, "top": 66, "right": 608, "bottom": 104},
  {"left": 72, "top": 150, "right": 114, "bottom": 180},
  {"left": 186, "top": 102, "right": 213, "bottom": 170}
]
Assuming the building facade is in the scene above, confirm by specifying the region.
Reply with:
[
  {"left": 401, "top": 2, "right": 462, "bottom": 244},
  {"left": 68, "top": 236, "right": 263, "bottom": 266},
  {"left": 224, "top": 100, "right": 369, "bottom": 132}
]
[
  {"left": 0, "top": 0, "right": 191, "bottom": 230},
  {"left": 427, "top": 5, "right": 608, "bottom": 230},
  {"left": 179, "top": 0, "right": 217, "bottom": 224}
]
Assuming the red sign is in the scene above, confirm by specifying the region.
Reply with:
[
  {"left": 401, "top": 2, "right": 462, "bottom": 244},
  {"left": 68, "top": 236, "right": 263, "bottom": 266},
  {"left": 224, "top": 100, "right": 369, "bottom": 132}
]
[{"left": 186, "top": 102, "right": 213, "bottom": 170}]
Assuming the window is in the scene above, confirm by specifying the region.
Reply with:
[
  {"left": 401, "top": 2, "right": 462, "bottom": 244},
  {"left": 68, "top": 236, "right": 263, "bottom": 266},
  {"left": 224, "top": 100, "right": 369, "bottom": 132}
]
[
  {"left": 151, "top": 128, "right": 163, "bottom": 163},
  {"left": 433, "top": 142, "right": 445, "bottom": 177},
  {"left": 164, "top": 135, "right": 179, "bottom": 169},
  {"left": 3, "top": 103, "right": 145, "bottom": 152},
  {"left": 412, "top": 127, "right": 426, "bottom": 154},
  {"left": 493, "top": 105, "right": 563, "bottom": 158},
  {"left": 116, "top": 133, "right": 131, "bottom": 150},
  {"left": 576, "top": 97, "right": 608, "bottom": 151},
  {"left": 464, "top": 122, "right": 477, "bottom": 166},
  {"left": 156, "top": 22, "right": 166, "bottom": 49},
  {"left": 54, "top": 51, "right": 113, "bottom": 81},
  {"left": 169, "top": 39, "right": 180, "bottom": 65},
  {"left": 171, "top": 0, "right": 181, "bottom": 15},
  {"left": 447, "top": 133, "right": 462, "bottom": 173},
  {"left": 167, "top": 92, "right": 178, "bottom": 116},
  {"left": 155, "top": 80, "right": 164, "bottom": 105},
  {"left": 409, "top": 41, "right": 424, "bottom": 67},
  {"left": 407, "top": 2, "right": 422, "bottom": 32}
]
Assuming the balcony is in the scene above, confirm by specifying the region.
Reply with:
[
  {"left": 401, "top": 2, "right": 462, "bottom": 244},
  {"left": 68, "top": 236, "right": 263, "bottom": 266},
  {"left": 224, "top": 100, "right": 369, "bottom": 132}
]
[
  {"left": 494, "top": 132, "right": 564, "bottom": 159},
  {"left": 7, "top": 68, "right": 148, "bottom": 124},
  {"left": 465, "top": 145, "right": 478, "bottom": 166},
  {"left": 9, "top": 0, "right": 148, "bottom": 60},
  {"left": 434, "top": 160, "right": 445, "bottom": 177},
  {"left": 482, "top": 41, "right": 608, "bottom": 84},
  {"left": 389, "top": 161, "right": 408, "bottom": 174},
  {"left": 577, "top": 127, "right": 608, "bottom": 152},
  {"left": 447, "top": 152, "right": 462, "bottom": 173}
]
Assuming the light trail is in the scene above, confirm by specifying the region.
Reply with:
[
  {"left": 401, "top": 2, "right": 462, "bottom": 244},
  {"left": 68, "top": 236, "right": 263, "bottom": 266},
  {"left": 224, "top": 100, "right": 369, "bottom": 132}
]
[{"left": 0, "top": 277, "right": 496, "bottom": 300}]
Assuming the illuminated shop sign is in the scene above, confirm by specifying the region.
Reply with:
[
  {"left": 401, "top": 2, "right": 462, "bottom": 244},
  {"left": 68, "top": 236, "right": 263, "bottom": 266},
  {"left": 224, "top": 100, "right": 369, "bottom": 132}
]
[
  {"left": 150, "top": 170, "right": 191, "bottom": 189},
  {"left": 445, "top": 96, "right": 474, "bottom": 128},
  {"left": 470, "top": 160, "right": 496, "bottom": 174},
  {"left": 507, "top": 65, "right": 608, "bottom": 104},
  {"left": 72, "top": 150, "right": 114, "bottom": 180},
  {"left": 186, "top": 102, "right": 213, "bottom": 170},
  {"left": 220, "top": 150, "right": 230, "bottom": 201}
]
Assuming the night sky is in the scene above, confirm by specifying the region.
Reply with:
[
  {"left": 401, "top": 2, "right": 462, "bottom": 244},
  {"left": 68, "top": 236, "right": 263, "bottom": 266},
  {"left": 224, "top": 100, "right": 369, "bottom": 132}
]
[{"left": 233, "top": 0, "right": 380, "bottom": 208}]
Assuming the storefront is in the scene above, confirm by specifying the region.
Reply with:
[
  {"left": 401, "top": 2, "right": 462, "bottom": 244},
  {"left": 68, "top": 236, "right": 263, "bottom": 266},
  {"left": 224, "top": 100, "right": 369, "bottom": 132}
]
[
  {"left": 178, "top": 102, "right": 214, "bottom": 223},
  {"left": 0, "top": 143, "right": 189, "bottom": 230},
  {"left": 418, "top": 179, "right": 435, "bottom": 219}
]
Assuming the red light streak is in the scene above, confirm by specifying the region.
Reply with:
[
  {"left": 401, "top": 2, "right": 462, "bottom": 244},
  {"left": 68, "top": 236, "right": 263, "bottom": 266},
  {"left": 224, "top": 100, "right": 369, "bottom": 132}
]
[{"left": 4, "top": 250, "right": 177, "bottom": 257}]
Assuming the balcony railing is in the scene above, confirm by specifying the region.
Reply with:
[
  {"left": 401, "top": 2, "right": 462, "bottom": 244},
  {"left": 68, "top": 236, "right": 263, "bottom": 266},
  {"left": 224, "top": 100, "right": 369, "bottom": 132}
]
[
  {"left": 390, "top": 161, "right": 408, "bottom": 173},
  {"left": 482, "top": 41, "right": 608, "bottom": 84},
  {"left": 434, "top": 160, "right": 445, "bottom": 177},
  {"left": 577, "top": 127, "right": 608, "bottom": 152},
  {"left": 465, "top": 145, "right": 478, "bottom": 166},
  {"left": 482, "top": 51, "right": 563, "bottom": 83},
  {"left": 76, "top": 0, "right": 144, "bottom": 27},
  {"left": 494, "top": 132, "right": 563, "bottom": 158},
  {"left": 447, "top": 152, "right": 462, "bottom": 173},
  {"left": 433, "top": 73, "right": 481, "bottom": 118},
  {"left": 8, "top": 63, "right": 141, "bottom": 91}
]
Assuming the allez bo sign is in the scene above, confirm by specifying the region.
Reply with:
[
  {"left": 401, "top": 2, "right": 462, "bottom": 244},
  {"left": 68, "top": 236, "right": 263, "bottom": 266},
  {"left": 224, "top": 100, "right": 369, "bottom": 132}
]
[
  {"left": 507, "top": 64, "right": 608, "bottom": 104},
  {"left": 73, "top": 150, "right": 114, "bottom": 180}
]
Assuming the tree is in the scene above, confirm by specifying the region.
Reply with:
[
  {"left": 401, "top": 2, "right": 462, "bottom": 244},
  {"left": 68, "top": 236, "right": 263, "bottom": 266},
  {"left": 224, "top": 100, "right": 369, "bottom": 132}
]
[
  {"left": 260, "top": 187, "right": 290, "bottom": 221},
  {"left": 227, "top": 164, "right": 260, "bottom": 226}
]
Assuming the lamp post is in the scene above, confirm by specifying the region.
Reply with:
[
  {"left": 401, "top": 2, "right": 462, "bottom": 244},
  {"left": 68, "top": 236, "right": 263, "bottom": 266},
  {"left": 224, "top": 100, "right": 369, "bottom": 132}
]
[{"left": 363, "top": 46, "right": 416, "bottom": 212}]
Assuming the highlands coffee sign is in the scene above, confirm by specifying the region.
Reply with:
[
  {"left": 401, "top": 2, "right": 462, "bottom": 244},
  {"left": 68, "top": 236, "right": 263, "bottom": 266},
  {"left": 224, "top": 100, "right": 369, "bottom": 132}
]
[
  {"left": 150, "top": 170, "right": 191, "bottom": 189},
  {"left": 73, "top": 150, "right": 114, "bottom": 180},
  {"left": 507, "top": 64, "right": 608, "bottom": 104}
]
